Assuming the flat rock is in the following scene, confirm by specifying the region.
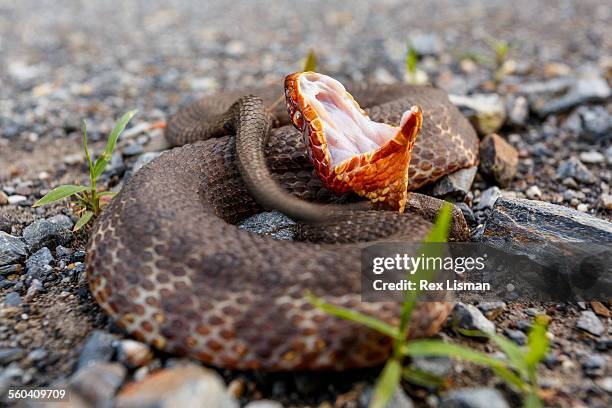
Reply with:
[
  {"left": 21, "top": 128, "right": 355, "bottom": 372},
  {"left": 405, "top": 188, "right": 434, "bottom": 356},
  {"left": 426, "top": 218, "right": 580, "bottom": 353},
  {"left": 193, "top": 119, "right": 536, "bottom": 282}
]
[
  {"left": 432, "top": 166, "right": 477, "bottom": 199},
  {"left": 116, "top": 364, "right": 237, "bottom": 408},
  {"left": 0, "top": 232, "right": 27, "bottom": 266},
  {"left": 440, "top": 387, "right": 509, "bottom": 408},
  {"left": 25, "top": 247, "right": 54, "bottom": 283},
  {"left": 451, "top": 303, "right": 495, "bottom": 337},
  {"left": 475, "top": 187, "right": 501, "bottom": 210},
  {"left": 479, "top": 134, "right": 519, "bottom": 187},
  {"left": 533, "top": 77, "right": 610, "bottom": 116},
  {"left": 0, "top": 347, "right": 25, "bottom": 364},
  {"left": 477, "top": 301, "right": 506, "bottom": 320},
  {"left": 22, "top": 214, "right": 74, "bottom": 251},
  {"left": 556, "top": 157, "right": 596, "bottom": 184},
  {"left": 68, "top": 362, "right": 126, "bottom": 408},
  {"left": 576, "top": 311, "right": 604, "bottom": 337},
  {"left": 449, "top": 93, "right": 506, "bottom": 136},
  {"left": 78, "top": 330, "right": 117, "bottom": 370}
]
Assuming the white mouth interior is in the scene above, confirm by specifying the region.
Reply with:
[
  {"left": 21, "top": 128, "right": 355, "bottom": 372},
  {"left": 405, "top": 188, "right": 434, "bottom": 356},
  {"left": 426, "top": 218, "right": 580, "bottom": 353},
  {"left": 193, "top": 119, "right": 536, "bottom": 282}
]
[{"left": 298, "top": 73, "right": 400, "bottom": 166}]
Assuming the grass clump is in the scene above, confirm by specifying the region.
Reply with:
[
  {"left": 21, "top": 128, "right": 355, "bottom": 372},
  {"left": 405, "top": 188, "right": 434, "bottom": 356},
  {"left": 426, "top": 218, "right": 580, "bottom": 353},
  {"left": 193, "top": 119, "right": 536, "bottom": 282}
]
[{"left": 33, "top": 110, "right": 137, "bottom": 230}]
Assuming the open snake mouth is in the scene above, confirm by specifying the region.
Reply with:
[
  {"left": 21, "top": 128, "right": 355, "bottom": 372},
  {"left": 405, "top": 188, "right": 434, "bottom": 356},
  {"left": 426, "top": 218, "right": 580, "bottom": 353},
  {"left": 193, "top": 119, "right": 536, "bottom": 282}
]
[{"left": 285, "top": 72, "right": 422, "bottom": 212}]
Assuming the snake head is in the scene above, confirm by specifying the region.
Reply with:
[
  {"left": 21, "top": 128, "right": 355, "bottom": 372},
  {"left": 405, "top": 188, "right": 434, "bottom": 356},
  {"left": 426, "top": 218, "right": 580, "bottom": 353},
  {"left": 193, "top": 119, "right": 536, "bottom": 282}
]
[{"left": 284, "top": 72, "right": 422, "bottom": 212}]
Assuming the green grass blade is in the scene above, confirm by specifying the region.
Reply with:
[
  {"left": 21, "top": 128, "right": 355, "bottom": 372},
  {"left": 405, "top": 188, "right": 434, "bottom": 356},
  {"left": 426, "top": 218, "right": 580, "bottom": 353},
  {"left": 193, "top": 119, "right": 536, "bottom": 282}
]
[
  {"left": 402, "top": 366, "right": 446, "bottom": 388},
  {"left": 406, "top": 45, "right": 418, "bottom": 75},
  {"left": 487, "top": 332, "right": 529, "bottom": 378},
  {"left": 82, "top": 120, "right": 94, "bottom": 177},
  {"left": 306, "top": 293, "right": 400, "bottom": 339},
  {"left": 302, "top": 49, "right": 317, "bottom": 72},
  {"left": 33, "top": 185, "right": 90, "bottom": 207},
  {"left": 525, "top": 316, "right": 549, "bottom": 369},
  {"left": 92, "top": 156, "right": 109, "bottom": 179},
  {"left": 104, "top": 110, "right": 137, "bottom": 157},
  {"left": 370, "top": 359, "right": 402, "bottom": 408},
  {"left": 74, "top": 211, "right": 94, "bottom": 231},
  {"left": 524, "top": 392, "right": 543, "bottom": 408}
]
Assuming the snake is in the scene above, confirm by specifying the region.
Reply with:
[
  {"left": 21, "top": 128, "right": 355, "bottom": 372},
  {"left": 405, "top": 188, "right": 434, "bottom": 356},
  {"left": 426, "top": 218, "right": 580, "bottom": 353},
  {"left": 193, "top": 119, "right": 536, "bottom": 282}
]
[{"left": 86, "top": 75, "right": 479, "bottom": 371}]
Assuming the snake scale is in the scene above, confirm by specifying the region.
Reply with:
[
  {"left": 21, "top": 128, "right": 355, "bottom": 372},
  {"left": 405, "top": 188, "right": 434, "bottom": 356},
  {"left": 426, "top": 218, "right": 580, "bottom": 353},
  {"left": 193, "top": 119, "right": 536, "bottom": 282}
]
[{"left": 86, "top": 80, "right": 479, "bottom": 370}]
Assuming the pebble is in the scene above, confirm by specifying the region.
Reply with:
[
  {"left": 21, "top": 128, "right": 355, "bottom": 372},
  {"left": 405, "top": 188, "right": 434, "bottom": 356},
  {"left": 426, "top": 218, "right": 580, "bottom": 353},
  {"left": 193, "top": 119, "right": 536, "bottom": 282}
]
[
  {"left": 504, "top": 328, "right": 527, "bottom": 345},
  {"left": 123, "top": 143, "right": 145, "bottom": 156},
  {"left": 526, "top": 185, "right": 542, "bottom": 199},
  {"left": 78, "top": 330, "right": 117, "bottom": 369},
  {"left": 410, "top": 33, "right": 442, "bottom": 56},
  {"left": 599, "top": 194, "right": 612, "bottom": 210},
  {"left": 117, "top": 340, "right": 153, "bottom": 368},
  {"left": 581, "top": 354, "right": 606, "bottom": 377},
  {"left": 411, "top": 356, "right": 453, "bottom": 377},
  {"left": 239, "top": 211, "right": 297, "bottom": 240},
  {"left": 0, "top": 348, "right": 25, "bottom": 364},
  {"left": 103, "top": 152, "right": 127, "bottom": 178},
  {"left": 7, "top": 195, "right": 27, "bottom": 205},
  {"left": 68, "top": 362, "right": 127, "bottom": 407},
  {"left": 0, "top": 191, "right": 8, "bottom": 205},
  {"left": 576, "top": 203, "right": 588, "bottom": 212},
  {"left": 432, "top": 166, "right": 477, "bottom": 199},
  {"left": 535, "top": 77, "right": 610, "bottom": 116},
  {"left": 440, "top": 387, "right": 509, "bottom": 408},
  {"left": 449, "top": 93, "right": 506, "bottom": 136},
  {"left": 115, "top": 364, "right": 238, "bottom": 408},
  {"left": 22, "top": 214, "right": 74, "bottom": 251},
  {"left": 451, "top": 303, "right": 495, "bottom": 337},
  {"left": 565, "top": 105, "right": 612, "bottom": 141},
  {"left": 516, "top": 319, "right": 533, "bottom": 332},
  {"left": 477, "top": 302, "right": 506, "bottom": 320},
  {"left": 0, "top": 232, "right": 27, "bottom": 266},
  {"left": 507, "top": 95, "right": 529, "bottom": 126},
  {"left": 245, "top": 401, "right": 284, "bottom": 408},
  {"left": 455, "top": 202, "right": 476, "bottom": 226},
  {"left": 475, "top": 187, "right": 502, "bottom": 210},
  {"left": 579, "top": 151, "right": 604, "bottom": 164},
  {"left": 25, "top": 246, "right": 54, "bottom": 282},
  {"left": 556, "top": 157, "right": 596, "bottom": 184},
  {"left": 479, "top": 134, "right": 519, "bottom": 187},
  {"left": 359, "top": 386, "right": 414, "bottom": 408},
  {"left": 591, "top": 301, "right": 611, "bottom": 318},
  {"left": 576, "top": 311, "right": 604, "bottom": 336},
  {"left": 596, "top": 377, "right": 612, "bottom": 393},
  {"left": 3, "top": 291, "right": 22, "bottom": 307}
]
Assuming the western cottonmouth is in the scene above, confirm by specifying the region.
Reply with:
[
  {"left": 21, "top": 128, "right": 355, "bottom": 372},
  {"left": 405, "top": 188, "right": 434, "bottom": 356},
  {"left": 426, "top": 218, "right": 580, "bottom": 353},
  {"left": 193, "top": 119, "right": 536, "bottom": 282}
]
[{"left": 86, "top": 76, "right": 478, "bottom": 370}]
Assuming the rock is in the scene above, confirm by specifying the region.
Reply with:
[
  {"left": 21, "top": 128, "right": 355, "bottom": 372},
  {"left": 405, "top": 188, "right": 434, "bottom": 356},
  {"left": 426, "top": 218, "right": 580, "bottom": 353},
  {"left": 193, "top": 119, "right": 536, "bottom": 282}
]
[
  {"left": 55, "top": 245, "right": 73, "bottom": 260},
  {"left": 482, "top": 197, "right": 612, "bottom": 244},
  {"left": 440, "top": 387, "right": 509, "bottom": 408},
  {"left": 516, "top": 320, "right": 533, "bottom": 332},
  {"left": 123, "top": 143, "right": 144, "bottom": 156},
  {"left": 3, "top": 291, "right": 22, "bottom": 307},
  {"left": 27, "top": 348, "right": 47, "bottom": 362},
  {"left": 596, "top": 377, "right": 612, "bottom": 393},
  {"left": 25, "top": 247, "right": 54, "bottom": 282},
  {"left": 449, "top": 94, "right": 506, "bottom": 136},
  {"left": 0, "top": 264, "right": 22, "bottom": 275},
  {"left": 477, "top": 302, "right": 506, "bottom": 320},
  {"left": 504, "top": 328, "right": 527, "bottom": 345},
  {"left": 238, "top": 211, "right": 297, "bottom": 240},
  {"left": 24, "top": 278, "right": 42, "bottom": 302},
  {"left": 576, "top": 311, "right": 604, "bottom": 336},
  {"left": 132, "top": 152, "right": 162, "bottom": 174},
  {"left": 525, "top": 185, "right": 542, "bottom": 199},
  {"left": 565, "top": 105, "right": 612, "bottom": 141},
  {"left": 22, "top": 215, "right": 74, "bottom": 251},
  {"left": 581, "top": 354, "right": 606, "bottom": 377},
  {"left": 579, "top": 151, "right": 604, "bottom": 164},
  {"left": 599, "top": 194, "right": 612, "bottom": 210},
  {"left": 534, "top": 77, "right": 610, "bottom": 116},
  {"left": 360, "top": 386, "right": 414, "bottom": 408},
  {"left": 69, "top": 362, "right": 126, "bottom": 408},
  {"left": 0, "top": 191, "right": 8, "bottom": 205},
  {"left": 432, "top": 167, "right": 477, "bottom": 199},
  {"left": 507, "top": 95, "right": 529, "bottom": 126},
  {"left": 577, "top": 203, "right": 588, "bottom": 212},
  {"left": 479, "top": 134, "right": 518, "bottom": 187},
  {"left": 556, "top": 157, "right": 596, "bottom": 184},
  {"left": 245, "top": 401, "right": 284, "bottom": 408},
  {"left": 410, "top": 33, "right": 442, "bottom": 56},
  {"left": 116, "top": 364, "right": 237, "bottom": 408},
  {"left": 411, "top": 356, "right": 453, "bottom": 377},
  {"left": 455, "top": 202, "right": 476, "bottom": 225},
  {"left": 78, "top": 330, "right": 117, "bottom": 369},
  {"left": 117, "top": 340, "right": 153, "bottom": 368},
  {"left": 451, "top": 303, "right": 495, "bottom": 337},
  {"left": 7, "top": 195, "right": 27, "bottom": 205},
  {"left": 607, "top": 146, "right": 612, "bottom": 165},
  {"left": 104, "top": 152, "right": 126, "bottom": 178},
  {"left": 0, "top": 348, "right": 25, "bottom": 364},
  {"left": 0, "top": 232, "right": 27, "bottom": 266},
  {"left": 475, "top": 187, "right": 501, "bottom": 210},
  {"left": 591, "top": 301, "right": 611, "bottom": 318}
]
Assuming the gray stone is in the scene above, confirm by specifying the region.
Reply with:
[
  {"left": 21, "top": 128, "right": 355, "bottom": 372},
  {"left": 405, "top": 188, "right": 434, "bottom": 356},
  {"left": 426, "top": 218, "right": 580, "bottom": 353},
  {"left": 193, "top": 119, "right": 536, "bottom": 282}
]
[
  {"left": 239, "top": 211, "right": 297, "bottom": 240},
  {"left": 0, "top": 232, "right": 27, "bottom": 266},
  {"left": 123, "top": 143, "right": 144, "bottom": 156},
  {"left": 104, "top": 152, "right": 126, "bottom": 177},
  {"left": 525, "top": 185, "right": 542, "bottom": 199},
  {"left": 0, "top": 348, "right": 25, "bottom": 364},
  {"left": 3, "top": 291, "right": 22, "bottom": 307},
  {"left": 504, "top": 328, "right": 527, "bottom": 345},
  {"left": 607, "top": 146, "right": 612, "bottom": 165},
  {"left": 451, "top": 303, "right": 495, "bottom": 337},
  {"left": 411, "top": 356, "right": 453, "bottom": 377},
  {"left": 579, "top": 151, "right": 604, "bottom": 164},
  {"left": 534, "top": 77, "right": 610, "bottom": 116},
  {"left": 479, "top": 134, "right": 519, "bottom": 187},
  {"left": 410, "top": 33, "right": 442, "bottom": 56},
  {"left": 22, "top": 215, "right": 74, "bottom": 251},
  {"left": 432, "top": 167, "right": 477, "bottom": 199},
  {"left": 360, "top": 386, "right": 414, "bottom": 408},
  {"left": 0, "top": 264, "right": 22, "bottom": 275},
  {"left": 115, "top": 364, "right": 237, "bottom": 408},
  {"left": 69, "top": 362, "right": 126, "bottom": 408},
  {"left": 78, "top": 330, "right": 117, "bottom": 369},
  {"left": 556, "top": 157, "right": 596, "bottom": 184},
  {"left": 455, "top": 202, "right": 476, "bottom": 225},
  {"left": 475, "top": 187, "right": 501, "bottom": 210},
  {"left": 576, "top": 311, "right": 604, "bottom": 337},
  {"left": 25, "top": 247, "right": 54, "bottom": 282},
  {"left": 440, "top": 387, "right": 509, "bottom": 408},
  {"left": 449, "top": 94, "right": 506, "bottom": 136},
  {"left": 7, "top": 195, "right": 27, "bottom": 205},
  {"left": 27, "top": 348, "right": 47, "bottom": 362},
  {"left": 581, "top": 353, "right": 605, "bottom": 377},
  {"left": 507, "top": 95, "right": 529, "bottom": 126}
]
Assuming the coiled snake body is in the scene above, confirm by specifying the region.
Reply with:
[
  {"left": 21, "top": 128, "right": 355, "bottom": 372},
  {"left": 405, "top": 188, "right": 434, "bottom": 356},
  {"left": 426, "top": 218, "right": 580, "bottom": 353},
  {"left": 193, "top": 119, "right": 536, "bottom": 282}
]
[{"left": 86, "top": 81, "right": 478, "bottom": 370}]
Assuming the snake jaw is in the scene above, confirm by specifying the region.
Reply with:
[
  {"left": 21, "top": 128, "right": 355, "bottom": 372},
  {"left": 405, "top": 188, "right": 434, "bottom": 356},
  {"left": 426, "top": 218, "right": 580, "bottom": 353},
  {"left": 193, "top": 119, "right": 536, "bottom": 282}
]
[{"left": 285, "top": 72, "right": 423, "bottom": 212}]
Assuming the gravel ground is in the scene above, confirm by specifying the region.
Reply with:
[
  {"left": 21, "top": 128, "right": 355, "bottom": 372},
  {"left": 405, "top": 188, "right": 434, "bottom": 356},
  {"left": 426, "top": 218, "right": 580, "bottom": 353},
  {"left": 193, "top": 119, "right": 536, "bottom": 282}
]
[{"left": 0, "top": 1, "right": 611, "bottom": 407}]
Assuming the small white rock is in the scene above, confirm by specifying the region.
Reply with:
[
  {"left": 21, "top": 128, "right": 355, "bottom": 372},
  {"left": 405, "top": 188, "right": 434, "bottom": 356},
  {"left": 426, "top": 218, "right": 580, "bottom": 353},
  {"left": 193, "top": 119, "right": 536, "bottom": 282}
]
[
  {"left": 7, "top": 195, "right": 27, "bottom": 205},
  {"left": 579, "top": 151, "right": 604, "bottom": 164},
  {"left": 577, "top": 203, "right": 588, "bottom": 212},
  {"left": 525, "top": 185, "right": 542, "bottom": 199}
]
